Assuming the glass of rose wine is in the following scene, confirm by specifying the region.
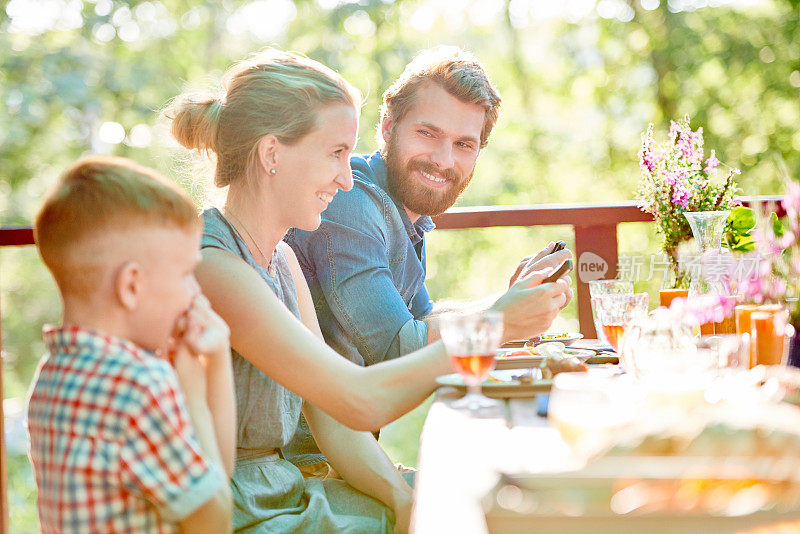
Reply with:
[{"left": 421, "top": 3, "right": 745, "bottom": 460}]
[
  {"left": 592, "top": 293, "right": 649, "bottom": 352},
  {"left": 439, "top": 310, "right": 504, "bottom": 415},
  {"left": 588, "top": 279, "right": 634, "bottom": 346}
]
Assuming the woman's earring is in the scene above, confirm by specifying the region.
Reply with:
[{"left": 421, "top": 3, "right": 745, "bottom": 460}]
[{"left": 269, "top": 168, "right": 277, "bottom": 175}]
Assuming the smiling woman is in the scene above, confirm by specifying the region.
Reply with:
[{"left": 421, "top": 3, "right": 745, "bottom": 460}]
[{"left": 165, "top": 48, "right": 455, "bottom": 533}]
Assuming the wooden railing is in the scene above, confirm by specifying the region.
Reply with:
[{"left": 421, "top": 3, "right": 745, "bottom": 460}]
[{"left": 0, "top": 195, "right": 784, "bottom": 530}]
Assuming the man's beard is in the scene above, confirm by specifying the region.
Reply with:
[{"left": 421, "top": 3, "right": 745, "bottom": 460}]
[{"left": 383, "top": 139, "right": 473, "bottom": 217}]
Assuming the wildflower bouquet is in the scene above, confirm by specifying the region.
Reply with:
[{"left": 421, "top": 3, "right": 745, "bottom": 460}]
[{"left": 636, "top": 115, "right": 746, "bottom": 288}]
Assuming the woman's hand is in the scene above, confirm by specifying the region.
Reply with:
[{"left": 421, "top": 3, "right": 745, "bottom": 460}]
[{"left": 392, "top": 491, "right": 413, "bottom": 534}]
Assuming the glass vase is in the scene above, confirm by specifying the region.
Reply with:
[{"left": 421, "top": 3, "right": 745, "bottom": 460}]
[{"left": 684, "top": 210, "right": 730, "bottom": 296}]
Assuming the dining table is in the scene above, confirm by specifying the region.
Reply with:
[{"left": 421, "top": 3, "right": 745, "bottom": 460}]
[
  {"left": 410, "top": 385, "right": 568, "bottom": 533},
  {"left": 409, "top": 339, "right": 605, "bottom": 533},
  {"left": 409, "top": 341, "right": 800, "bottom": 534}
]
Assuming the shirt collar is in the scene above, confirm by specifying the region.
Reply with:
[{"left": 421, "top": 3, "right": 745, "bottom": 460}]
[
  {"left": 43, "top": 324, "right": 155, "bottom": 360},
  {"left": 365, "top": 151, "right": 436, "bottom": 244}
]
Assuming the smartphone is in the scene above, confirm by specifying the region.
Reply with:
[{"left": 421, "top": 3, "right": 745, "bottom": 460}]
[
  {"left": 551, "top": 240, "right": 567, "bottom": 253},
  {"left": 542, "top": 259, "right": 572, "bottom": 284}
]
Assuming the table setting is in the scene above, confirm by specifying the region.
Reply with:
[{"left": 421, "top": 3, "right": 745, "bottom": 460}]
[{"left": 413, "top": 116, "right": 800, "bottom": 533}]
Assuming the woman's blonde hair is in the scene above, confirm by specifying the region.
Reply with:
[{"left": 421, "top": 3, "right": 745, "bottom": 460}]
[{"left": 167, "top": 49, "right": 361, "bottom": 187}]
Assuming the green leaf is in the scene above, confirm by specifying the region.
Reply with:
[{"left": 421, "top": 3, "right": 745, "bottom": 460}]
[
  {"left": 730, "top": 235, "right": 755, "bottom": 252},
  {"left": 771, "top": 212, "right": 785, "bottom": 237},
  {"left": 727, "top": 207, "right": 755, "bottom": 233}
]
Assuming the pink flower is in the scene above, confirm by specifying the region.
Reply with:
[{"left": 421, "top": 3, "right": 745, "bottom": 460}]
[
  {"left": 783, "top": 183, "right": 800, "bottom": 219},
  {"left": 705, "top": 152, "right": 720, "bottom": 173},
  {"left": 668, "top": 175, "right": 693, "bottom": 208},
  {"left": 668, "top": 293, "right": 735, "bottom": 327},
  {"left": 752, "top": 224, "right": 783, "bottom": 256},
  {"left": 781, "top": 231, "right": 796, "bottom": 250},
  {"left": 669, "top": 120, "right": 680, "bottom": 140},
  {"left": 639, "top": 150, "right": 658, "bottom": 173}
]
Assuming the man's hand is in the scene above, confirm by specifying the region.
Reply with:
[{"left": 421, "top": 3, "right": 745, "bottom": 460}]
[
  {"left": 509, "top": 244, "right": 574, "bottom": 309},
  {"left": 491, "top": 268, "right": 571, "bottom": 342},
  {"left": 510, "top": 243, "right": 573, "bottom": 288}
]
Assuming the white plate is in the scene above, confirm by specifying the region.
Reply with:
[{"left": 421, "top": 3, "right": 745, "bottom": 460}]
[
  {"left": 436, "top": 369, "right": 553, "bottom": 398},
  {"left": 531, "top": 332, "right": 584, "bottom": 346},
  {"left": 494, "top": 347, "right": 597, "bottom": 370}
]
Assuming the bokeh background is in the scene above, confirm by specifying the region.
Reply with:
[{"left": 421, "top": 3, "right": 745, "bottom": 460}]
[{"left": 2, "top": 0, "right": 799, "bottom": 530}]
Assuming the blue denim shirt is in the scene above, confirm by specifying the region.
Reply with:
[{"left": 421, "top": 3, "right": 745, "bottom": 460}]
[{"left": 286, "top": 151, "right": 435, "bottom": 366}]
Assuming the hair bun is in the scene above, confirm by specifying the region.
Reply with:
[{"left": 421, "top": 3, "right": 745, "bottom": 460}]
[{"left": 168, "top": 94, "right": 222, "bottom": 154}]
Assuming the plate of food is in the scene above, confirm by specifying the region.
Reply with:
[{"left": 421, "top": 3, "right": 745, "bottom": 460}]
[
  {"left": 436, "top": 369, "right": 553, "bottom": 398},
  {"left": 495, "top": 343, "right": 596, "bottom": 370},
  {"left": 533, "top": 332, "right": 584, "bottom": 346},
  {"left": 501, "top": 332, "right": 584, "bottom": 348}
]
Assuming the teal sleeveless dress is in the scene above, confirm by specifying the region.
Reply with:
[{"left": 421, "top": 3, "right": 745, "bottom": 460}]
[{"left": 201, "top": 208, "right": 394, "bottom": 533}]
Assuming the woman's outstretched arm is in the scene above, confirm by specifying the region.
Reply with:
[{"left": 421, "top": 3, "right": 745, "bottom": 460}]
[
  {"left": 304, "top": 404, "right": 413, "bottom": 532},
  {"left": 195, "top": 246, "right": 451, "bottom": 431}
]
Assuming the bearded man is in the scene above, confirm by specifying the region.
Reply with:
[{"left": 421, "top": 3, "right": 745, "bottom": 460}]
[
  {"left": 287, "top": 46, "right": 572, "bottom": 369},
  {"left": 282, "top": 46, "right": 573, "bottom": 470}
]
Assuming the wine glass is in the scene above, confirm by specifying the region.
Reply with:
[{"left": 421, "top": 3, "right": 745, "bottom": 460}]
[
  {"left": 592, "top": 292, "right": 649, "bottom": 352},
  {"left": 588, "top": 280, "right": 634, "bottom": 346},
  {"left": 439, "top": 310, "right": 503, "bottom": 416},
  {"left": 548, "top": 371, "right": 641, "bottom": 457}
]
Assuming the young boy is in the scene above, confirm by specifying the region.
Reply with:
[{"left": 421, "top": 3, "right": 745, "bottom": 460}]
[{"left": 27, "top": 156, "right": 235, "bottom": 533}]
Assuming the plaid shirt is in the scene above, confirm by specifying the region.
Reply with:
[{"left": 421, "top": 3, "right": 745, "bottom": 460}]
[{"left": 28, "top": 325, "right": 225, "bottom": 533}]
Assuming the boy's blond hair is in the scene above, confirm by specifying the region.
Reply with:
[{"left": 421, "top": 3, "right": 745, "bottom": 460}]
[{"left": 35, "top": 156, "right": 200, "bottom": 295}]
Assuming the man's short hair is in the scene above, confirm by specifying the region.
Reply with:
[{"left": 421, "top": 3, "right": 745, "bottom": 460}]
[
  {"left": 380, "top": 46, "right": 502, "bottom": 148},
  {"left": 35, "top": 156, "right": 200, "bottom": 293}
]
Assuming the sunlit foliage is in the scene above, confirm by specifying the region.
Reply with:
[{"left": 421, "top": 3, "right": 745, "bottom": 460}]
[{"left": 2, "top": 1, "right": 798, "bottom": 530}]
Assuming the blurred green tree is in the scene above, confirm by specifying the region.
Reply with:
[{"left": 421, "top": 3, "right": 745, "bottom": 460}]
[{"left": 2, "top": 1, "right": 799, "bottom": 530}]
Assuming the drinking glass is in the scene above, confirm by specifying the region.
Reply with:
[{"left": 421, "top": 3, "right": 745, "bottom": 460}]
[
  {"left": 592, "top": 292, "right": 649, "bottom": 352},
  {"left": 735, "top": 304, "right": 783, "bottom": 367},
  {"left": 695, "top": 334, "right": 750, "bottom": 369},
  {"left": 751, "top": 308, "right": 795, "bottom": 366},
  {"left": 439, "top": 310, "right": 504, "bottom": 415},
  {"left": 548, "top": 371, "right": 641, "bottom": 456},
  {"left": 588, "top": 280, "right": 634, "bottom": 345}
]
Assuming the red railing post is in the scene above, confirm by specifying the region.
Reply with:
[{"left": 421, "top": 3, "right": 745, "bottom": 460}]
[
  {"left": 1, "top": 291, "right": 7, "bottom": 534},
  {"left": 573, "top": 223, "right": 620, "bottom": 338}
]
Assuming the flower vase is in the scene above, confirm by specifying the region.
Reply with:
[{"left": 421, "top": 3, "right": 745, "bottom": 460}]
[
  {"left": 684, "top": 210, "right": 731, "bottom": 334},
  {"left": 658, "top": 248, "right": 690, "bottom": 308},
  {"left": 684, "top": 210, "right": 730, "bottom": 296}
]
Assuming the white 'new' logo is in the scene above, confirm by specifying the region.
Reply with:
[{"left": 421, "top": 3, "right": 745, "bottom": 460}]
[{"left": 578, "top": 252, "right": 608, "bottom": 282}]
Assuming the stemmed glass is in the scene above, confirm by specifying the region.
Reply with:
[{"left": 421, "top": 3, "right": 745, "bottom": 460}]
[
  {"left": 588, "top": 280, "right": 634, "bottom": 346},
  {"left": 439, "top": 310, "right": 504, "bottom": 416},
  {"left": 548, "top": 371, "right": 641, "bottom": 457},
  {"left": 592, "top": 293, "right": 649, "bottom": 352}
]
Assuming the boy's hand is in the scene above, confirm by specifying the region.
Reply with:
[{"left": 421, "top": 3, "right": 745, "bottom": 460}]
[
  {"left": 169, "top": 294, "right": 231, "bottom": 401},
  {"left": 170, "top": 338, "right": 208, "bottom": 401},
  {"left": 177, "top": 294, "right": 231, "bottom": 362}
]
